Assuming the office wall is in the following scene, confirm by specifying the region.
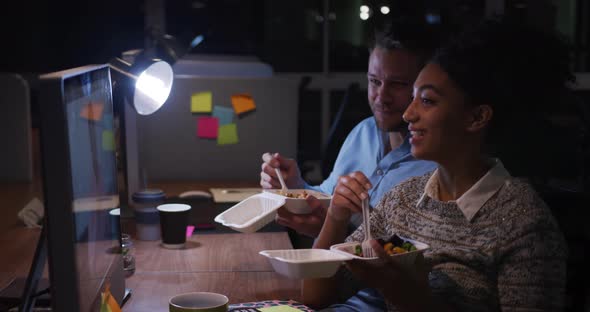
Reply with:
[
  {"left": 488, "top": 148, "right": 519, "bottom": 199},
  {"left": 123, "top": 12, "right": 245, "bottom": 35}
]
[
  {"left": 137, "top": 76, "right": 299, "bottom": 182},
  {"left": 0, "top": 74, "right": 32, "bottom": 182}
]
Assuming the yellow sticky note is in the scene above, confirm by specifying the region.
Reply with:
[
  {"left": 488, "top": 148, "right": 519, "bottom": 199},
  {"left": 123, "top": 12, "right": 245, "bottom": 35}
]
[
  {"left": 102, "top": 130, "right": 115, "bottom": 151},
  {"left": 80, "top": 101, "right": 104, "bottom": 121},
  {"left": 259, "top": 306, "right": 305, "bottom": 312},
  {"left": 100, "top": 283, "right": 122, "bottom": 312},
  {"left": 191, "top": 91, "right": 213, "bottom": 113},
  {"left": 217, "top": 123, "right": 238, "bottom": 145},
  {"left": 231, "top": 93, "right": 256, "bottom": 115}
]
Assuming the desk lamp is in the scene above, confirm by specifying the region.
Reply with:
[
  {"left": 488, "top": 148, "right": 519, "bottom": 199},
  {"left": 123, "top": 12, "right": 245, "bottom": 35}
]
[{"left": 109, "top": 52, "right": 174, "bottom": 217}]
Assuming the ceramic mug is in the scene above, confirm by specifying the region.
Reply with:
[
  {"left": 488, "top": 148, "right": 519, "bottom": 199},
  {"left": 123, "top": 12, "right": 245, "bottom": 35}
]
[{"left": 169, "top": 292, "right": 228, "bottom": 312}]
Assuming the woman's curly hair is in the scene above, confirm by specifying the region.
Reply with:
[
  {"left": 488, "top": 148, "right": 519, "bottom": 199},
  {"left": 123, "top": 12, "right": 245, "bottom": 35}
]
[{"left": 431, "top": 18, "right": 575, "bottom": 177}]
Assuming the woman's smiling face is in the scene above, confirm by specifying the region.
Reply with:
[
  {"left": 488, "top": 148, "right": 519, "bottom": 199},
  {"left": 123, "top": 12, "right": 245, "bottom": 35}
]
[{"left": 403, "top": 63, "right": 486, "bottom": 163}]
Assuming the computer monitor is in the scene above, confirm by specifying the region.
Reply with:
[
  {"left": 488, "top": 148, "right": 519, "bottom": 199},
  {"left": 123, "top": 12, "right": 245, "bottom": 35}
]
[{"left": 32, "top": 64, "right": 125, "bottom": 311}]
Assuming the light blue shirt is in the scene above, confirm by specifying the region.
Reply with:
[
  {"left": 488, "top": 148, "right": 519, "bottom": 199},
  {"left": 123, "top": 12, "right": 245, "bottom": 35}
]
[{"left": 305, "top": 117, "right": 436, "bottom": 227}]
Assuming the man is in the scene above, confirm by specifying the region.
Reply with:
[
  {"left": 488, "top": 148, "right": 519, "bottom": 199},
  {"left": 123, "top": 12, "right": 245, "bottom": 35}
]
[{"left": 261, "top": 20, "right": 438, "bottom": 239}]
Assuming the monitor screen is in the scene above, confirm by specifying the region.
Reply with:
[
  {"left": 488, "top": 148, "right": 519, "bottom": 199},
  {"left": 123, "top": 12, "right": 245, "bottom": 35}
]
[{"left": 39, "top": 64, "right": 124, "bottom": 311}]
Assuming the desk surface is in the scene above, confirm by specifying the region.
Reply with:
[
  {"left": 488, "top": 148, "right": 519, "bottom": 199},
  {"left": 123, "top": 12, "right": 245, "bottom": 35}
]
[
  {"left": 0, "top": 180, "right": 301, "bottom": 311},
  {"left": 124, "top": 232, "right": 300, "bottom": 311},
  {"left": 133, "top": 232, "right": 291, "bottom": 273}
]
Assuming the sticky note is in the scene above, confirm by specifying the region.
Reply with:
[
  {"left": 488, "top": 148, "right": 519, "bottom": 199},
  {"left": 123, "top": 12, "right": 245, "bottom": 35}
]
[
  {"left": 100, "top": 283, "right": 122, "bottom": 312},
  {"left": 80, "top": 101, "right": 104, "bottom": 121},
  {"left": 217, "top": 123, "right": 238, "bottom": 145},
  {"left": 191, "top": 91, "right": 213, "bottom": 113},
  {"left": 186, "top": 225, "right": 195, "bottom": 238},
  {"left": 103, "top": 113, "right": 114, "bottom": 130},
  {"left": 197, "top": 116, "right": 219, "bottom": 139},
  {"left": 102, "top": 130, "right": 115, "bottom": 151},
  {"left": 259, "top": 306, "right": 305, "bottom": 312},
  {"left": 212, "top": 106, "right": 234, "bottom": 125},
  {"left": 231, "top": 94, "right": 256, "bottom": 115}
]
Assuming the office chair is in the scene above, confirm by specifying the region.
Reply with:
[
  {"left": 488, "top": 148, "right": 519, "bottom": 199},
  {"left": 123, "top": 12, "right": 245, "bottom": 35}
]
[
  {"left": 320, "top": 82, "right": 368, "bottom": 179},
  {"left": 530, "top": 91, "right": 590, "bottom": 312}
]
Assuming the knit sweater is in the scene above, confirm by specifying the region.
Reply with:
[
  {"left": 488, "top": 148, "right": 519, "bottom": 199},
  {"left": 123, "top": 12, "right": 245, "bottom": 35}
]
[{"left": 345, "top": 171, "right": 567, "bottom": 312}]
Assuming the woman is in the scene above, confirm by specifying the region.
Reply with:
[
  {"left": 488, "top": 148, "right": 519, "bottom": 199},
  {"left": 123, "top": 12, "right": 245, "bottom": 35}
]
[{"left": 303, "top": 19, "right": 572, "bottom": 312}]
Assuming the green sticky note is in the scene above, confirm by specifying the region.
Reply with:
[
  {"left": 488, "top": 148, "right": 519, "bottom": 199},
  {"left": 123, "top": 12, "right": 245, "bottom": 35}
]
[
  {"left": 217, "top": 123, "right": 238, "bottom": 145},
  {"left": 102, "top": 130, "right": 115, "bottom": 151},
  {"left": 259, "top": 306, "right": 305, "bottom": 312},
  {"left": 191, "top": 91, "right": 212, "bottom": 113}
]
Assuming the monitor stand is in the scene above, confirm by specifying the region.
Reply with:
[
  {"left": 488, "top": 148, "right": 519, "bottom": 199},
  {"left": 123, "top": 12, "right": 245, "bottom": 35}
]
[
  {"left": 0, "top": 279, "right": 132, "bottom": 311},
  {"left": 17, "top": 225, "right": 48, "bottom": 312},
  {"left": 122, "top": 288, "right": 132, "bottom": 306},
  {"left": 0, "top": 225, "right": 131, "bottom": 312},
  {"left": 0, "top": 278, "right": 51, "bottom": 311}
]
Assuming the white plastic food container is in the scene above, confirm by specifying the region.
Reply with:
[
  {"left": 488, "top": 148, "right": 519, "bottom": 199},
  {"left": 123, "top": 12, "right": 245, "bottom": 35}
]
[
  {"left": 330, "top": 236, "right": 430, "bottom": 267},
  {"left": 214, "top": 189, "right": 333, "bottom": 233},
  {"left": 259, "top": 249, "right": 352, "bottom": 279},
  {"left": 263, "top": 189, "right": 332, "bottom": 214},
  {"left": 260, "top": 236, "right": 430, "bottom": 279},
  {"left": 214, "top": 192, "right": 286, "bottom": 233}
]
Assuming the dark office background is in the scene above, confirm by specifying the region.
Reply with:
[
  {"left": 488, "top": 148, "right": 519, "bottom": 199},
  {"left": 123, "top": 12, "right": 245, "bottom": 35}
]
[
  {"left": 3, "top": 0, "right": 587, "bottom": 177},
  {"left": 0, "top": 0, "right": 589, "bottom": 192},
  {"left": 0, "top": 0, "right": 587, "bottom": 73},
  {"left": 0, "top": 0, "right": 589, "bottom": 309},
  {"left": 0, "top": 0, "right": 588, "bottom": 179}
]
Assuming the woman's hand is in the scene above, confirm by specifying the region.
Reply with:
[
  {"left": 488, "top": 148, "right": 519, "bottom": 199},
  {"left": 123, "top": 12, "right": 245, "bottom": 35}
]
[
  {"left": 327, "top": 171, "right": 372, "bottom": 222},
  {"left": 344, "top": 239, "right": 434, "bottom": 312}
]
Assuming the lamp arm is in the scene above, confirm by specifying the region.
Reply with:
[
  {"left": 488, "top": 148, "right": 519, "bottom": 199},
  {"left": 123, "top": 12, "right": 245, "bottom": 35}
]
[{"left": 108, "top": 58, "right": 137, "bottom": 81}]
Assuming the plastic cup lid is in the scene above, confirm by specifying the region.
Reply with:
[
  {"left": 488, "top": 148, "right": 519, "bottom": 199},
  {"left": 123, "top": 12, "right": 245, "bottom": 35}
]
[{"left": 132, "top": 189, "right": 166, "bottom": 203}]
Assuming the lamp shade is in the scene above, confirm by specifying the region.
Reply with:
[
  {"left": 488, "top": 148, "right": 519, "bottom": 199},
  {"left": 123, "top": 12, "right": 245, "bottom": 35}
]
[{"left": 109, "top": 57, "right": 174, "bottom": 115}]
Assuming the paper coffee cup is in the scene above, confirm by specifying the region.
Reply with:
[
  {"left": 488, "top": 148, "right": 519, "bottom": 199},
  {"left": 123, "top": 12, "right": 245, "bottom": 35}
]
[{"left": 157, "top": 203, "right": 191, "bottom": 249}]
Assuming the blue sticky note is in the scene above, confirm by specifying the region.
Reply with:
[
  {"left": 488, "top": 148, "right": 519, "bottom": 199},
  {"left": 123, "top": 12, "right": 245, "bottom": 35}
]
[
  {"left": 212, "top": 106, "right": 234, "bottom": 125},
  {"left": 103, "top": 113, "right": 114, "bottom": 130}
]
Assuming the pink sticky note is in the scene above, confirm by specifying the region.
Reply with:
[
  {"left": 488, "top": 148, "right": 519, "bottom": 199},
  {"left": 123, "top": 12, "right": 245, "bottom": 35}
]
[
  {"left": 186, "top": 225, "right": 195, "bottom": 238},
  {"left": 196, "top": 116, "right": 219, "bottom": 139}
]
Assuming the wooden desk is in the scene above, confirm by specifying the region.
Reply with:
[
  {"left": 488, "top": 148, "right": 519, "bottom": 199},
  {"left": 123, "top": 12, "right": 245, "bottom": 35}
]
[
  {"left": 126, "top": 271, "right": 297, "bottom": 310},
  {"left": 123, "top": 232, "right": 300, "bottom": 311},
  {"left": 132, "top": 233, "right": 291, "bottom": 273},
  {"left": 0, "top": 180, "right": 301, "bottom": 311},
  {"left": 0, "top": 227, "right": 42, "bottom": 288},
  {"left": 122, "top": 232, "right": 300, "bottom": 311}
]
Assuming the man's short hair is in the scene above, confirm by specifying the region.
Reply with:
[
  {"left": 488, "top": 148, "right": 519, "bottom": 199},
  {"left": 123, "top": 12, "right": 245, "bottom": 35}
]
[{"left": 369, "top": 18, "right": 439, "bottom": 65}]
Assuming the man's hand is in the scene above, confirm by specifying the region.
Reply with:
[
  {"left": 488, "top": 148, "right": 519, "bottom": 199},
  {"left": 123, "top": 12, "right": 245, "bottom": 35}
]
[
  {"left": 260, "top": 152, "right": 305, "bottom": 189},
  {"left": 275, "top": 195, "right": 327, "bottom": 238},
  {"left": 344, "top": 239, "right": 434, "bottom": 311},
  {"left": 327, "top": 171, "right": 372, "bottom": 222}
]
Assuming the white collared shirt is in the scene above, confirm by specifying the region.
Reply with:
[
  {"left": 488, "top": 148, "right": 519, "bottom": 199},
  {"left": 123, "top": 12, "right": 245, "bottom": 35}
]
[{"left": 416, "top": 159, "right": 511, "bottom": 221}]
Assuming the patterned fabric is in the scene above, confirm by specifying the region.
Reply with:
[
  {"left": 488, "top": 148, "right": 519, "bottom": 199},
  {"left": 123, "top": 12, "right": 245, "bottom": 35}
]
[
  {"left": 345, "top": 171, "right": 567, "bottom": 312},
  {"left": 229, "top": 300, "right": 315, "bottom": 311}
]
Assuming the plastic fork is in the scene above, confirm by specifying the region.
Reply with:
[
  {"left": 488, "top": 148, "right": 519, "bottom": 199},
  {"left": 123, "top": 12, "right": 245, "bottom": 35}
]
[
  {"left": 361, "top": 196, "right": 375, "bottom": 258},
  {"left": 275, "top": 168, "right": 288, "bottom": 193}
]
